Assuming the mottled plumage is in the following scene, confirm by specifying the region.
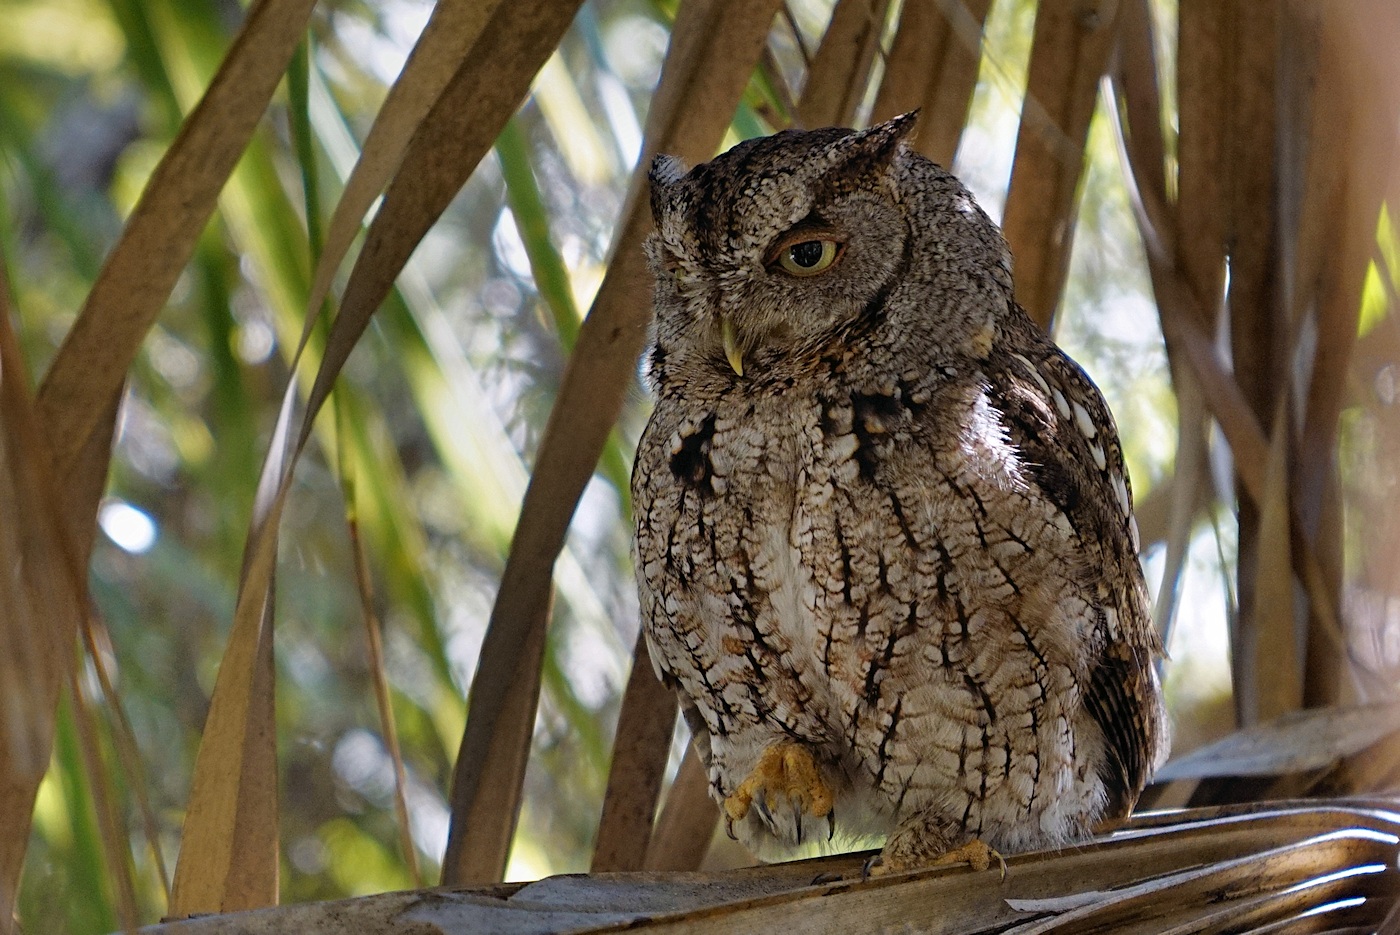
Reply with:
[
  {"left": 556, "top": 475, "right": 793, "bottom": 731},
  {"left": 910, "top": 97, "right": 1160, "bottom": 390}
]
[{"left": 631, "top": 114, "right": 1169, "bottom": 872}]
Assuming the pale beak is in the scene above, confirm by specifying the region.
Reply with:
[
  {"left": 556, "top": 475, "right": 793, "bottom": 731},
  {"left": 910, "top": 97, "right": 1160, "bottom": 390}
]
[{"left": 720, "top": 316, "right": 744, "bottom": 376}]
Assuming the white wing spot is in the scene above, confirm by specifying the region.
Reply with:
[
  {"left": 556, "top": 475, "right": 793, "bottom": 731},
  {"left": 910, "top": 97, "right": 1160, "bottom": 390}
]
[
  {"left": 1071, "top": 400, "right": 1097, "bottom": 440},
  {"left": 1112, "top": 473, "right": 1131, "bottom": 517},
  {"left": 1011, "top": 353, "right": 1052, "bottom": 397},
  {"left": 1051, "top": 388, "right": 1072, "bottom": 420},
  {"left": 1089, "top": 442, "right": 1107, "bottom": 471}
]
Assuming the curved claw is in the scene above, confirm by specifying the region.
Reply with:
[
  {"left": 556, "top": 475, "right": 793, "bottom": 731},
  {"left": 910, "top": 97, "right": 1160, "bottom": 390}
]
[
  {"left": 721, "top": 743, "right": 834, "bottom": 845},
  {"left": 932, "top": 839, "right": 1006, "bottom": 879},
  {"left": 826, "top": 807, "right": 836, "bottom": 842},
  {"left": 991, "top": 849, "right": 1008, "bottom": 881},
  {"left": 754, "top": 795, "right": 774, "bottom": 830}
]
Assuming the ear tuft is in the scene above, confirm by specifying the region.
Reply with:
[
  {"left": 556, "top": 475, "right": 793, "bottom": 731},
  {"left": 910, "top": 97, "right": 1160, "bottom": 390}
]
[
  {"left": 649, "top": 154, "right": 689, "bottom": 224},
  {"left": 855, "top": 110, "right": 919, "bottom": 162},
  {"left": 649, "top": 154, "right": 688, "bottom": 187},
  {"left": 820, "top": 111, "right": 919, "bottom": 187}
]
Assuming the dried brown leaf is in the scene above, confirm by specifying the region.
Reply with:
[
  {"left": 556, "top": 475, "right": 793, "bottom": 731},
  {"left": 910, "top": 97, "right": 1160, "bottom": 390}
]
[
  {"left": 34, "top": 0, "right": 318, "bottom": 547},
  {"left": 441, "top": 0, "right": 784, "bottom": 886},
  {"left": 592, "top": 635, "right": 677, "bottom": 872},
  {"left": 1155, "top": 703, "right": 1400, "bottom": 782},
  {"left": 1002, "top": 0, "right": 1121, "bottom": 330},
  {"left": 12, "top": 11, "right": 312, "bottom": 901},
  {"left": 1107, "top": 16, "right": 1205, "bottom": 642},
  {"left": 755, "top": 45, "right": 797, "bottom": 129},
  {"left": 172, "top": 0, "right": 585, "bottom": 902},
  {"left": 306, "top": 0, "right": 505, "bottom": 326},
  {"left": 1286, "top": 53, "right": 1350, "bottom": 538},
  {"left": 1175, "top": 0, "right": 1228, "bottom": 320},
  {"left": 1222, "top": 0, "right": 1279, "bottom": 424},
  {"left": 168, "top": 582, "right": 279, "bottom": 915},
  {"left": 1109, "top": 73, "right": 1269, "bottom": 510},
  {"left": 313, "top": 0, "right": 593, "bottom": 890},
  {"left": 1292, "top": 8, "right": 1399, "bottom": 707},
  {"left": 1295, "top": 18, "right": 1397, "bottom": 532},
  {"left": 296, "top": 0, "right": 585, "bottom": 462},
  {"left": 1143, "top": 251, "right": 1270, "bottom": 502},
  {"left": 794, "top": 0, "right": 891, "bottom": 129},
  {"left": 1112, "top": 0, "right": 1169, "bottom": 249},
  {"left": 1223, "top": 7, "right": 1282, "bottom": 713},
  {"left": 1300, "top": 482, "right": 1347, "bottom": 709},
  {"left": 1151, "top": 374, "right": 1207, "bottom": 642},
  {"left": 1237, "top": 401, "right": 1300, "bottom": 726},
  {"left": 871, "top": 0, "right": 993, "bottom": 168},
  {"left": 644, "top": 744, "right": 717, "bottom": 872},
  {"left": 66, "top": 667, "right": 140, "bottom": 930},
  {"left": 1001, "top": 832, "right": 1394, "bottom": 934},
  {"left": 446, "top": 586, "right": 550, "bottom": 885},
  {"left": 349, "top": 517, "right": 420, "bottom": 885},
  {"left": 0, "top": 273, "right": 85, "bottom": 932},
  {"left": 80, "top": 614, "right": 172, "bottom": 902},
  {"left": 1110, "top": 17, "right": 1371, "bottom": 706}
]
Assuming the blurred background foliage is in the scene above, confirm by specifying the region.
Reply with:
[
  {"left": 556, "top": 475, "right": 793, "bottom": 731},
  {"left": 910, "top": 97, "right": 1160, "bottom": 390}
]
[{"left": 0, "top": 0, "right": 1394, "bottom": 931}]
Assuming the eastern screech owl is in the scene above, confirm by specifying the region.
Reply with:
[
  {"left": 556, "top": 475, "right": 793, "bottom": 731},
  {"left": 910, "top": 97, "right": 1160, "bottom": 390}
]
[{"left": 631, "top": 113, "right": 1169, "bottom": 874}]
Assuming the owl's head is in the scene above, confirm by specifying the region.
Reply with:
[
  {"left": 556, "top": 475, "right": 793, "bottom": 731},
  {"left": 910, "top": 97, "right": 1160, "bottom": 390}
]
[{"left": 644, "top": 112, "right": 1011, "bottom": 383}]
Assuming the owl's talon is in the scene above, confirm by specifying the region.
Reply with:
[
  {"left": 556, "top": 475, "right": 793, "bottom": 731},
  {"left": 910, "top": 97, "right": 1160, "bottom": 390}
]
[
  {"left": 724, "top": 815, "right": 737, "bottom": 841},
  {"left": 930, "top": 839, "right": 1005, "bottom": 879},
  {"left": 721, "top": 743, "right": 834, "bottom": 844},
  {"left": 754, "top": 796, "right": 774, "bottom": 829},
  {"left": 875, "top": 838, "right": 1006, "bottom": 879},
  {"left": 826, "top": 808, "right": 836, "bottom": 842},
  {"left": 861, "top": 855, "right": 881, "bottom": 881}
]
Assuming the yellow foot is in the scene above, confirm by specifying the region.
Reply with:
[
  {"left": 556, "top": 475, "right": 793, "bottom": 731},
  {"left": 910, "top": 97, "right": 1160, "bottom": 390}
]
[
  {"left": 867, "top": 838, "right": 1007, "bottom": 880},
  {"left": 931, "top": 839, "right": 1006, "bottom": 877},
  {"left": 723, "top": 743, "right": 834, "bottom": 841}
]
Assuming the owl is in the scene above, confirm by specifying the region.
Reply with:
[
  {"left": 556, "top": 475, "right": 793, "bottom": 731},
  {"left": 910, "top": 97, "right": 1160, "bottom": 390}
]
[{"left": 631, "top": 113, "right": 1169, "bottom": 875}]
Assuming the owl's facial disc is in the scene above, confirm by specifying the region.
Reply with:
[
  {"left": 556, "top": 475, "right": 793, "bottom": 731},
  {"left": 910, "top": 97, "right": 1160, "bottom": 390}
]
[{"left": 646, "top": 115, "right": 920, "bottom": 381}]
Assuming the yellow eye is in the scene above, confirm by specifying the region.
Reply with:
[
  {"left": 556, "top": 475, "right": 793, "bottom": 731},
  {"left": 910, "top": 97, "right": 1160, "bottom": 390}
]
[{"left": 777, "top": 239, "right": 841, "bottom": 277}]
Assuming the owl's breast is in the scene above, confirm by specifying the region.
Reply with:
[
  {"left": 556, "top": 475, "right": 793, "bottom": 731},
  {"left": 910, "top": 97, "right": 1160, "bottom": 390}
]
[
  {"left": 633, "top": 387, "right": 832, "bottom": 738},
  {"left": 633, "top": 371, "right": 1084, "bottom": 744}
]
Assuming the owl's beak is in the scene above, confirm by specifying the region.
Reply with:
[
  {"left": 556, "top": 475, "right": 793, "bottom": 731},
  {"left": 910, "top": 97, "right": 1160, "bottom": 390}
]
[{"left": 720, "top": 316, "right": 745, "bottom": 376}]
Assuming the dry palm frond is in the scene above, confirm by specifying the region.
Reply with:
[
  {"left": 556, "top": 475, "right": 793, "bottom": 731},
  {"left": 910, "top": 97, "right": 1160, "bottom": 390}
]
[
  {"left": 591, "top": 632, "right": 677, "bottom": 873},
  {"left": 1002, "top": 0, "right": 1121, "bottom": 331},
  {"left": 870, "top": 0, "right": 993, "bottom": 168},
  {"left": 1147, "top": 703, "right": 1400, "bottom": 810},
  {"left": 643, "top": 746, "right": 716, "bottom": 873},
  {"left": 131, "top": 799, "right": 1400, "bottom": 934}
]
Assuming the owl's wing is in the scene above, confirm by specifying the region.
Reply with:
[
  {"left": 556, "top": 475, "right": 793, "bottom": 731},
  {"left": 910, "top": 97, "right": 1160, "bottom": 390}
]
[{"left": 988, "top": 329, "right": 1167, "bottom": 816}]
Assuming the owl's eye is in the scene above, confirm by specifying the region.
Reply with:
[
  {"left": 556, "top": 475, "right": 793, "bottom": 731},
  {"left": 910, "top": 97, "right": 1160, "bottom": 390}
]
[{"left": 774, "top": 238, "right": 842, "bottom": 277}]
